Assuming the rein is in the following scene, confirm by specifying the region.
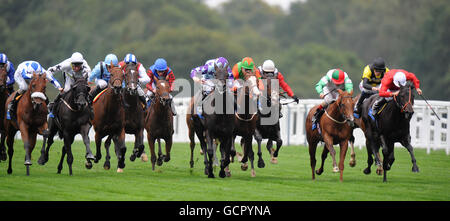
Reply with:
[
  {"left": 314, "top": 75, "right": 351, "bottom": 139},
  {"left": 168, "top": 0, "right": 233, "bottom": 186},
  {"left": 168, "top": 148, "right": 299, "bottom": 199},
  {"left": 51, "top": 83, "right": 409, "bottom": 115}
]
[
  {"left": 235, "top": 112, "right": 257, "bottom": 122},
  {"left": 61, "top": 98, "right": 76, "bottom": 112}
]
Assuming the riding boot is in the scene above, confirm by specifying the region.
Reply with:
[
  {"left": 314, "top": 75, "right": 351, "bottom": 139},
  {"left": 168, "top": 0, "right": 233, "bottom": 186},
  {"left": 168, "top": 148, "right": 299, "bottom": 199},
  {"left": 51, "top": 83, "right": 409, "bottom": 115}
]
[
  {"left": 354, "top": 92, "right": 371, "bottom": 118},
  {"left": 7, "top": 92, "right": 21, "bottom": 120},
  {"left": 311, "top": 106, "right": 325, "bottom": 125},
  {"left": 88, "top": 86, "right": 102, "bottom": 105},
  {"left": 139, "top": 95, "right": 147, "bottom": 109},
  {"left": 48, "top": 93, "right": 62, "bottom": 118}
]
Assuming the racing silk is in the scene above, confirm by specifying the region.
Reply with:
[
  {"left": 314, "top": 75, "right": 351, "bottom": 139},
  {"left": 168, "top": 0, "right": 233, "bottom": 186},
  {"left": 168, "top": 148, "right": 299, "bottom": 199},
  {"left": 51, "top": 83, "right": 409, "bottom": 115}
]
[
  {"left": 361, "top": 64, "right": 390, "bottom": 90},
  {"left": 257, "top": 66, "right": 294, "bottom": 97},
  {"left": 119, "top": 61, "right": 150, "bottom": 85},
  {"left": 14, "top": 61, "right": 61, "bottom": 92},
  {"left": 190, "top": 59, "right": 233, "bottom": 80},
  {"left": 88, "top": 61, "right": 111, "bottom": 83},
  {"left": 232, "top": 62, "right": 263, "bottom": 89},
  {"left": 146, "top": 65, "right": 175, "bottom": 92},
  {"left": 315, "top": 69, "right": 353, "bottom": 95},
  {"left": 47, "top": 57, "right": 91, "bottom": 92},
  {"left": 4, "top": 61, "right": 15, "bottom": 86},
  {"left": 379, "top": 69, "right": 420, "bottom": 97}
]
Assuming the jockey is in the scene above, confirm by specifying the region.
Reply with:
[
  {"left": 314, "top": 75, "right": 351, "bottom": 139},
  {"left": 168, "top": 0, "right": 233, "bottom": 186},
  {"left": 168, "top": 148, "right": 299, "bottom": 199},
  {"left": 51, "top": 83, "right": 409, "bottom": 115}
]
[
  {"left": 257, "top": 60, "right": 299, "bottom": 118},
  {"left": 118, "top": 53, "right": 150, "bottom": 105},
  {"left": 46, "top": 52, "right": 91, "bottom": 118},
  {"left": 312, "top": 68, "right": 353, "bottom": 126},
  {"left": 190, "top": 57, "right": 233, "bottom": 115},
  {"left": 7, "top": 61, "right": 62, "bottom": 120},
  {"left": 0, "top": 53, "right": 16, "bottom": 94},
  {"left": 146, "top": 58, "right": 177, "bottom": 115},
  {"left": 369, "top": 69, "right": 422, "bottom": 120},
  {"left": 354, "top": 57, "right": 390, "bottom": 118},
  {"left": 88, "top": 53, "right": 119, "bottom": 103},
  {"left": 231, "top": 57, "right": 264, "bottom": 91}
]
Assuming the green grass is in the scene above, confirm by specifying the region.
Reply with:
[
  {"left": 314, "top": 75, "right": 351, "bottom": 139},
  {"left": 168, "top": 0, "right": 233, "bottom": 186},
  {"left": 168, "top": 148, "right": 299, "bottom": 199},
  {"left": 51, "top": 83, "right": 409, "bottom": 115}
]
[{"left": 0, "top": 139, "right": 449, "bottom": 201}]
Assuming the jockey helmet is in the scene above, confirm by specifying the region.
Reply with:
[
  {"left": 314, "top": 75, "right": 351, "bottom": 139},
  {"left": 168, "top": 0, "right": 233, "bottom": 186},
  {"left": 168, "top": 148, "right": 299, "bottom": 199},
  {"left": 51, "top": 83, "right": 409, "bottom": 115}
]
[
  {"left": 104, "top": 54, "right": 119, "bottom": 67},
  {"left": 214, "top": 57, "right": 229, "bottom": 69},
  {"left": 393, "top": 72, "right": 407, "bottom": 87},
  {"left": 372, "top": 57, "right": 386, "bottom": 71},
  {"left": 154, "top": 58, "right": 167, "bottom": 71},
  {"left": 241, "top": 57, "right": 254, "bottom": 70},
  {"left": 262, "top": 60, "right": 275, "bottom": 72},
  {"left": 70, "top": 52, "right": 84, "bottom": 64},
  {"left": 331, "top": 69, "right": 345, "bottom": 84},
  {"left": 26, "top": 61, "right": 43, "bottom": 74},
  {"left": 0, "top": 53, "right": 7, "bottom": 64},
  {"left": 124, "top": 53, "right": 137, "bottom": 64}
]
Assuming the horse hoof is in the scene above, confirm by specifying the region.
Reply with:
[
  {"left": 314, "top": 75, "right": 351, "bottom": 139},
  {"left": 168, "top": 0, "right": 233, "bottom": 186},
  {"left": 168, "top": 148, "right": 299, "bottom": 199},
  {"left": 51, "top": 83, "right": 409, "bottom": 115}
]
[
  {"left": 86, "top": 153, "right": 95, "bottom": 161},
  {"left": 85, "top": 161, "right": 93, "bottom": 169},
  {"left": 219, "top": 170, "right": 226, "bottom": 178},
  {"left": 208, "top": 173, "right": 215, "bottom": 178},
  {"left": 332, "top": 167, "right": 339, "bottom": 173},
  {"left": 37, "top": 157, "right": 46, "bottom": 166},
  {"left": 363, "top": 168, "right": 371, "bottom": 175},
  {"left": 251, "top": 169, "right": 256, "bottom": 177},
  {"left": 412, "top": 166, "right": 419, "bottom": 173},
  {"left": 141, "top": 153, "right": 148, "bottom": 162},
  {"left": 225, "top": 168, "right": 231, "bottom": 177},
  {"left": 157, "top": 159, "right": 163, "bottom": 166},
  {"left": 117, "top": 168, "right": 123, "bottom": 173},
  {"left": 164, "top": 156, "right": 170, "bottom": 162},
  {"left": 349, "top": 160, "right": 356, "bottom": 167},
  {"left": 376, "top": 168, "right": 383, "bottom": 176},
  {"left": 257, "top": 160, "right": 265, "bottom": 168},
  {"left": 0, "top": 153, "right": 6, "bottom": 161},
  {"left": 271, "top": 157, "right": 278, "bottom": 164},
  {"left": 130, "top": 154, "right": 136, "bottom": 162},
  {"left": 241, "top": 163, "right": 248, "bottom": 171},
  {"left": 315, "top": 169, "right": 323, "bottom": 175},
  {"left": 103, "top": 162, "right": 110, "bottom": 170},
  {"left": 24, "top": 160, "right": 32, "bottom": 166}
]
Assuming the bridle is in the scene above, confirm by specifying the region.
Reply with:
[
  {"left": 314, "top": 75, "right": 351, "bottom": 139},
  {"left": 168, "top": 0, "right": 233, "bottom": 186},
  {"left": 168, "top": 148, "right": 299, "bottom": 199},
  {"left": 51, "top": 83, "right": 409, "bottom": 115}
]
[{"left": 394, "top": 87, "right": 412, "bottom": 113}]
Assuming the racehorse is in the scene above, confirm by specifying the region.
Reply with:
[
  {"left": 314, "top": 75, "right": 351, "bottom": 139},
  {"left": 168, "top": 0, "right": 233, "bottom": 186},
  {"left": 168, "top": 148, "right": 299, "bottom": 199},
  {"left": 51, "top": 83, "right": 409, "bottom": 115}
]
[
  {"left": 202, "top": 63, "right": 235, "bottom": 178},
  {"left": 305, "top": 88, "right": 355, "bottom": 181},
  {"left": 0, "top": 65, "right": 9, "bottom": 161},
  {"left": 233, "top": 69, "right": 260, "bottom": 177},
  {"left": 122, "top": 63, "right": 146, "bottom": 162},
  {"left": 360, "top": 81, "right": 419, "bottom": 182},
  {"left": 37, "top": 77, "right": 94, "bottom": 175},
  {"left": 4, "top": 73, "right": 49, "bottom": 175},
  {"left": 254, "top": 74, "right": 283, "bottom": 167},
  {"left": 91, "top": 64, "right": 127, "bottom": 172},
  {"left": 144, "top": 75, "right": 174, "bottom": 171}
]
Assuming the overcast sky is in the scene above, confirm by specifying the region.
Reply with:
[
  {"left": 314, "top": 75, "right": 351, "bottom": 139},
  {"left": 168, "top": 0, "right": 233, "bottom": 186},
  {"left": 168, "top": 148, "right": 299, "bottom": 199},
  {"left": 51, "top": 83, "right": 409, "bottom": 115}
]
[{"left": 204, "top": 0, "right": 301, "bottom": 12}]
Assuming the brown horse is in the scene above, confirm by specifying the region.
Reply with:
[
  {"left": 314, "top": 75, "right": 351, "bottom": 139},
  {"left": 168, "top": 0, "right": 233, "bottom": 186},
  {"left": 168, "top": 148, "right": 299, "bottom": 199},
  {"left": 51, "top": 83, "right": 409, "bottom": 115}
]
[
  {"left": 306, "top": 89, "right": 354, "bottom": 181},
  {"left": 233, "top": 69, "right": 261, "bottom": 177},
  {"left": 122, "top": 63, "right": 146, "bottom": 162},
  {"left": 144, "top": 75, "right": 174, "bottom": 171},
  {"left": 0, "top": 65, "right": 9, "bottom": 161},
  {"left": 4, "top": 73, "right": 49, "bottom": 175},
  {"left": 91, "top": 65, "right": 126, "bottom": 172}
]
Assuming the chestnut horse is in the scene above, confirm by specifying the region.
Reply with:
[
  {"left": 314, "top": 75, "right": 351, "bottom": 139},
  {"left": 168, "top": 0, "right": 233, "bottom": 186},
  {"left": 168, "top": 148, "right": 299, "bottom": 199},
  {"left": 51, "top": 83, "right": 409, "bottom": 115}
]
[
  {"left": 4, "top": 73, "right": 49, "bottom": 175},
  {"left": 306, "top": 89, "right": 355, "bottom": 181},
  {"left": 144, "top": 75, "right": 174, "bottom": 171},
  {"left": 233, "top": 69, "right": 261, "bottom": 177},
  {"left": 0, "top": 65, "right": 9, "bottom": 161},
  {"left": 92, "top": 65, "right": 126, "bottom": 172},
  {"left": 122, "top": 63, "right": 146, "bottom": 162}
]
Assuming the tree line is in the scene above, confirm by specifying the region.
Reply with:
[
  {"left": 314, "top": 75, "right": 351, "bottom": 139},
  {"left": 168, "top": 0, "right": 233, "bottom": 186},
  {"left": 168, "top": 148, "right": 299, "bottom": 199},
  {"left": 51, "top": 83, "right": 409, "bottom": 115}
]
[{"left": 1, "top": 0, "right": 448, "bottom": 100}]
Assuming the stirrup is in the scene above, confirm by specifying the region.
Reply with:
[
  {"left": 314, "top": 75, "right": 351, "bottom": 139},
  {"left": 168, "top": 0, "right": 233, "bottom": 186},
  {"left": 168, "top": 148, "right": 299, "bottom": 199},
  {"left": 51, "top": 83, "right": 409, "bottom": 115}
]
[
  {"left": 368, "top": 109, "right": 376, "bottom": 121},
  {"left": 353, "top": 112, "right": 360, "bottom": 119},
  {"left": 6, "top": 111, "right": 11, "bottom": 120}
]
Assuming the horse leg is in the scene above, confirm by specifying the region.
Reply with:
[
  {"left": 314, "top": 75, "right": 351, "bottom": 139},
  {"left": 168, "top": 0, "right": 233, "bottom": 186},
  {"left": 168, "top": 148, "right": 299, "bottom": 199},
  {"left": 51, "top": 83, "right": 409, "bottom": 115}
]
[
  {"left": 94, "top": 132, "right": 102, "bottom": 163},
  {"left": 148, "top": 136, "right": 156, "bottom": 171},
  {"left": 130, "top": 130, "right": 145, "bottom": 162},
  {"left": 6, "top": 130, "right": 15, "bottom": 174},
  {"left": 164, "top": 137, "right": 172, "bottom": 162},
  {"left": 114, "top": 130, "right": 127, "bottom": 172},
  {"left": 240, "top": 137, "right": 249, "bottom": 171},
  {"left": 0, "top": 133, "right": 7, "bottom": 161},
  {"left": 80, "top": 124, "right": 94, "bottom": 169},
  {"left": 247, "top": 137, "right": 256, "bottom": 177},
  {"left": 401, "top": 136, "right": 419, "bottom": 173},
  {"left": 323, "top": 135, "right": 338, "bottom": 173},
  {"left": 219, "top": 138, "right": 232, "bottom": 178},
  {"left": 349, "top": 135, "right": 356, "bottom": 167},
  {"left": 103, "top": 135, "right": 112, "bottom": 170},
  {"left": 308, "top": 141, "right": 318, "bottom": 180},
  {"left": 363, "top": 140, "right": 374, "bottom": 174},
  {"left": 316, "top": 144, "right": 329, "bottom": 175},
  {"left": 57, "top": 145, "right": 66, "bottom": 174},
  {"left": 254, "top": 130, "right": 265, "bottom": 168},
  {"left": 338, "top": 140, "right": 349, "bottom": 182},
  {"left": 213, "top": 139, "right": 219, "bottom": 167},
  {"left": 272, "top": 130, "right": 283, "bottom": 162},
  {"left": 382, "top": 141, "right": 395, "bottom": 182},
  {"left": 205, "top": 131, "right": 215, "bottom": 178},
  {"left": 63, "top": 133, "right": 75, "bottom": 175},
  {"left": 188, "top": 127, "right": 196, "bottom": 168},
  {"left": 157, "top": 138, "right": 164, "bottom": 166},
  {"left": 38, "top": 123, "right": 57, "bottom": 165}
]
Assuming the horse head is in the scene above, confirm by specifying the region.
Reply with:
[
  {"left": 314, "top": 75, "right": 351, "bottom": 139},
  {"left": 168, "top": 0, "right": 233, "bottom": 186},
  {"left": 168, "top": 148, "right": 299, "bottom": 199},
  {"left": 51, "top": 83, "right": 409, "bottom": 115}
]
[
  {"left": 29, "top": 72, "right": 48, "bottom": 110},
  {"left": 124, "top": 63, "right": 139, "bottom": 95},
  {"left": 336, "top": 89, "right": 355, "bottom": 127},
  {"left": 242, "top": 68, "right": 261, "bottom": 99},
  {"left": 213, "top": 63, "right": 229, "bottom": 94},
  {"left": 70, "top": 77, "right": 90, "bottom": 110},
  {"left": 0, "top": 64, "right": 7, "bottom": 92},
  {"left": 108, "top": 62, "right": 124, "bottom": 94},
  {"left": 394, "top": 81, "right": 415, "bottom": 120},
  {"left": 153, "top": 75, "right": 171, "bottom": 106}
]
